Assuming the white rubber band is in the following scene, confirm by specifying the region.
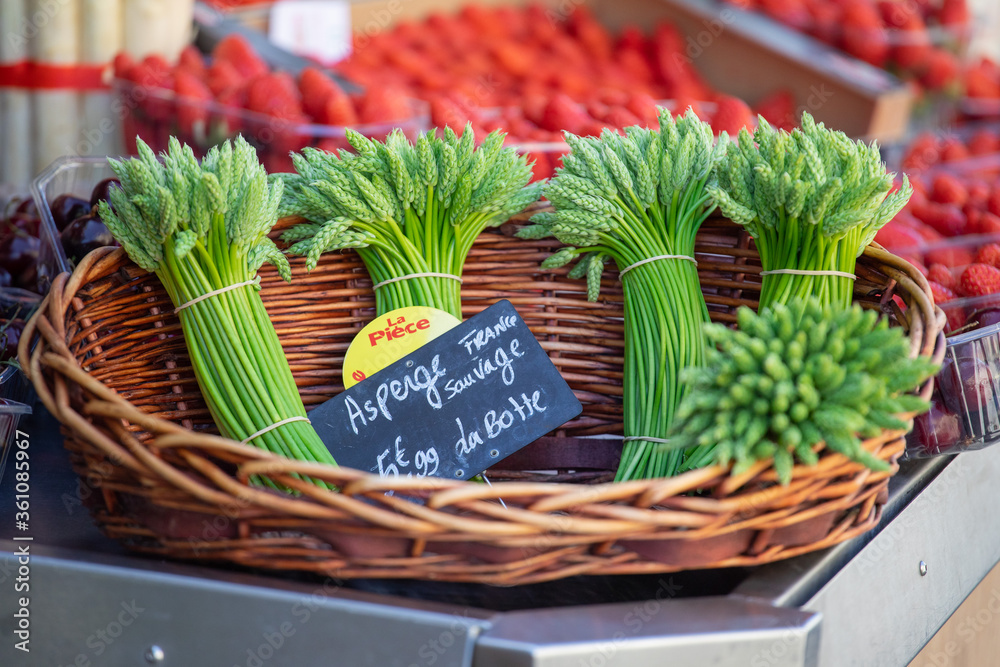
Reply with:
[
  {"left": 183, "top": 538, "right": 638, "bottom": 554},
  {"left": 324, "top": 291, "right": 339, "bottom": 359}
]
[
  {"left": 759, "top": 269, "right": 857, "bottom": 280},
  {"left": 174, "top": 277, "right": 261, "bottom": 314},
  {"left": 240, "top": 416, "right": 312, "bottom": 446},
  {"left": 623, "top": 436, "right": 672, "bottom": 444},
  {"left": 372, "top": 272, "right": 463, "bottom": 290},
  {"left": 619, "top": 255, "right": 697, "bottom": 280}
]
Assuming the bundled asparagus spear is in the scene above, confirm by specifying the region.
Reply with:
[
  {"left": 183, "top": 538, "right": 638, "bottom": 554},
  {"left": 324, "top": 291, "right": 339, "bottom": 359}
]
[
  {"left": 278, "top": 126, "right": 541, "bottom": 319},
  {"left": 521, "top": 109, "right": 726, "bottom": 481},
  {"left": 98, "top": 136, "right": 337, "bottom": 479},
  {"left": 709, "top": 112, "right": 911, "bottom": 311}
]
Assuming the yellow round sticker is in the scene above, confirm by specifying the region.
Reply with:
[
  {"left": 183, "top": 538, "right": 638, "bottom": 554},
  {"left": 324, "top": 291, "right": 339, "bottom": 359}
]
[{"left": 342, "top": 306, "right": 461, "bottom": 388}]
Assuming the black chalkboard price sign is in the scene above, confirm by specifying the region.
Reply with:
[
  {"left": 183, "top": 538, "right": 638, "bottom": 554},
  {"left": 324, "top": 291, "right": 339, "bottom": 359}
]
[{"left": 309, "top": 300, "right": 583, "bottom": 480}]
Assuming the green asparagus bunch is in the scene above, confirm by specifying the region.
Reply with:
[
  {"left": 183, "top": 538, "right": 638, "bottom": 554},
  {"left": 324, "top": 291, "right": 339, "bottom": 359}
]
[
  {"left": 278, "top": 126, "right": 541, "bottom": 318},
  {"left": 670, "top": 297, "right": 938, "bottom": 484},
  {"left": 98, "top": 136, "right": 337, "bottom": 481},
  {"left": 709, "top": 112, "right": 911, "bottom": 311},
  {"left": 521, "top": 108, "right": 728, "bottom": 481}
]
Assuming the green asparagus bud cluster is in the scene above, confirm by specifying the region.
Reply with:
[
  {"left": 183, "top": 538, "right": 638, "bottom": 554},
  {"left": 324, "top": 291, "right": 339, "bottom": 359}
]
[{"left": 671, "top": 297, "right": 938, "bottom": 484}]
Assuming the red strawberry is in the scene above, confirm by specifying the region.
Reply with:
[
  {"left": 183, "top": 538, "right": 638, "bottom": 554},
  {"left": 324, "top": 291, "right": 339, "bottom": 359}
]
[
  {"left": 974, "top": 212, "right": 1000, "bottom": 235},
  {"left": 841, "top": 0, "right": 889, "bottom": 68},
  {"left": 912, "top": 201, "right": 967, "bottom": 236},
  {"left": 925, "top": 246, "right": 974, "bottom": 268},
  {"left": 929, "top": 280, "right": 956, "bottom": 305},
  {"left": 112, "top": 52, "right": 137, "bottom": 82},
  {"left": 939, "top": 0, "right": 969, "bottom": 28},
  {"left": 246, "top": 72, "right": 304, "bottom": 120},
  {"left": 874, "top": 219, "right": 923, "bottom": 250},
  {"left": 568, "top": 6, "right": 614, "bottom": 62},
  {"left": 624, "top": 92, "right": 660, "bottom": 127},
  {"left": 177, "top": 45, "right": 207, "bottom": 79},
  {"left": 959, "top": 263, "right": 1000, "bottom": 297},
  {"left": 617, "top": 25, "right": 646, "bottom": 52},
  {"left": 429, "top": 96, "right": 472, "bottom": 132},
  {"left": 213, "top": 34, "right": 269, "bottom": 79},
  {"left": 895, "top": 210, "right": 942, "bottom": 242},
  {"left": 129, "top": 55, "right": 173, "bottom": 121},
  {"left": 601, "top": 106, "right": 642, "bottom": 130},
  {"left": 921, "top": 49, "right": 960, "bottom": 92},
  {"left": 930, "top": 173, "right": 968, "bottom": 206},
  {"left": 207, "top": 60, "right": 244, "bottom": 96},
  {"left": 529, "top": 151, "right": 554, "bottom": 182},
  {"left": 616, "top": 49, "right": 654, "bottom": 85},
  {"left": 976, "top": 243, "right": 1000, "bottom": 268},
  {"left": 892, "top": 30, "right": 933, "bottom": 72},
  {"left": 753, "top": 89, "right": 796, "bottom": 131},
  {"left": 759, "top": 0, "right": 812, "bottom": 31},
  {"left": 356, "top": 86, "right": 412, "bottom": 124},
  {"left": 902, "top": 133, "right": 940, "bottom": 171},
  {"left": 964, "top": 59, "right": 1000, "bottom": 99},
  {"left": 711, "top": 95, "right": 755, "bottom": 135},
  {"left": 298, "top": 67, "right": 341, "bottom": 121},
  {"left": 245, "top": 73, "right": 308, "bottom": 154},
  {"left": 321, "top": 93, "right": 359, "bottom": 127},
  {"left": 939, "top": 137, "right": 969, "bottom": 162},
  {"left": 988, "top": 189, "right": 1000, "bottom": 217},
  {"left": 928, "top": 263, "right": 957, "bottom": 291},
  {"left": 968, "top": 130, "right": 1000, "bottom": 156},
  {"left": 805, "top": 0, "right": 841, "bottom": 44},
  {"left": 965, "top": 206, "right": 983, "bottom": 233},
  {"left": 538, "top": 94, "right": 592, "bottom": 134},
  {"left": 898, "top": 254, "right": 929, "bottom": 277},
  {"left": 968, "top": 179, "right": 991, "bottom": 202},
  {"left": 877, "top": 0, "right": 917, "bottom": 28},
  {"left": 173, "top": 69, "right": 212, "bottom": 141}
]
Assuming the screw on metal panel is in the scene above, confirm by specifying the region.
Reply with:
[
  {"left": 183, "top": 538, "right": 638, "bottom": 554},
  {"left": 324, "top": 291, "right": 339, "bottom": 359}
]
[
  {"left": 919, "top": 561, "right": 928, "bottom": 576},
  {"left": 145, "top": 645, "right": 165, "bottom": 664}
]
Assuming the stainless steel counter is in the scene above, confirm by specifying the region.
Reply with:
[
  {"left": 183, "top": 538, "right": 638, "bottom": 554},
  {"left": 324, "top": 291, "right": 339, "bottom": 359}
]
[{"left": 0, "top": 407, "right": 995, "bottom": 667}]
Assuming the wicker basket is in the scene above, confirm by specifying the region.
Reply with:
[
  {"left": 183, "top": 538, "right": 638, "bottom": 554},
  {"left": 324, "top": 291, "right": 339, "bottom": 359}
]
[{"left": 20, "top": 214, "right": 946, "bottom": 585}]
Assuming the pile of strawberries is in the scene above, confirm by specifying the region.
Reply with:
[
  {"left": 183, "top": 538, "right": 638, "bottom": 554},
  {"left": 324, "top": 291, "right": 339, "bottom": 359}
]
[
  {"left": 876, "top": 127, "right": 1000, "bottom": 255},
  {"left": 869, "top": 124, "right": 1000, "bottom": 332},
  {"left": 922, "top": 242, "right": 1000, "bottom": 332},
  {"left": 335, "top": 5, "right": 796, "bottom": 178},
  {"left": 113, "top": 5, "right": 796, "bottom": 180},
  {"left": 726, "top": 0, "right": 969, "bottom": 94},
  {"left": 113, "top": 36, "right": 419, "bottom": 172}
]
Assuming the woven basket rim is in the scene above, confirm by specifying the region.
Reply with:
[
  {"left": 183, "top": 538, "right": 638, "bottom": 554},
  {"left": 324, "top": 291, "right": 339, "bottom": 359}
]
[{"left": 17, "top": 222, "right": 948, "bottom": 583}]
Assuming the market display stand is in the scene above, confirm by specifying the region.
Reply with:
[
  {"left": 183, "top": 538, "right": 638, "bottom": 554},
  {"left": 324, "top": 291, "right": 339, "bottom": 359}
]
[{"left": 0, "top": 404, "right": 995, "bottom": 667}]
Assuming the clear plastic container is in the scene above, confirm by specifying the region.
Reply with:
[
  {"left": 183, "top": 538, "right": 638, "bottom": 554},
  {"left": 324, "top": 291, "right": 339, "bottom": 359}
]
[
  {"left": 114, "top": 78, "right": 429, "bottom": 174},
  {"left": 906, "top": 322, "right": 1000, "bottom": 458},
  {"left": 30, "top": 156, "right": 113, "bottom": 276},
  {"left": 0, "top": 398, "right": 32, "bottom": 484},
  {"left": 0, "top": 294, "right": 35, "bottom": 405}
]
